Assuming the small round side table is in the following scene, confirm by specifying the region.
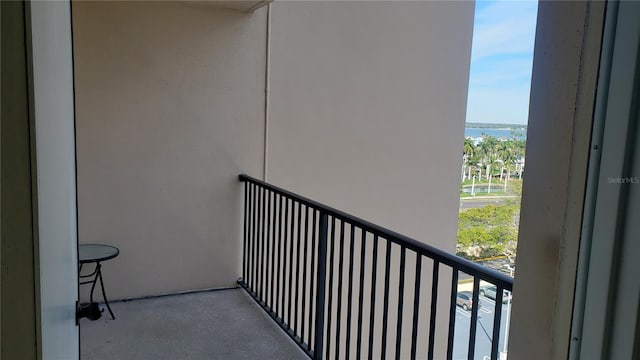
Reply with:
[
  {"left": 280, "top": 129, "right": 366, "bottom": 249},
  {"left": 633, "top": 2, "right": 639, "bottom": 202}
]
[{"left": 79, "top": 244, "right": 119, "bottom": 319}]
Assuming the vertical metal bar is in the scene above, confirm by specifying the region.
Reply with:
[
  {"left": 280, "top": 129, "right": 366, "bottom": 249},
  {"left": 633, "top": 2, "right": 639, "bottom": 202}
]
[
  {"left": 447, "top": 269, "right": 459, "bottom": 360},
  {"left": 294, "top": 201, "right": 302, "bottom": 333},
  {"left": 345, "top": 224, "right": 356, "bottom": 359},
  {"left": 243, "top": 182, "right": 248, "bottom": 283},
  {"left": 335, "top": 220, "right": 346, "bottom": 360},
  {"left": 308, "top": 209, "right": 318, "bottom": 349},
  {"left": 265, "top": 189, "right": 271, "bottom": 307},
  {"left": 410, "top": 254, "right": 422, "bottom": 360},
  {"left": 283, "top": 197, "right": 290, "bottom": 320},
  {"left": 381, "top": 239, "right": 392, "bottom": 360},
  {"left": 254, "top": 186, "right": 260, "bottom": 295},
  {"left": 248, "top": 183, "right": 254, "bottom": 288},
  {"left": 325, "top": 218, "right": 336, "bottom": 360},
  {"left": 256, "top": 187, "right": 261, "bottom": 296},
  {"left": 288, "top": 199, "right": 295, "bottom": 325},
  {"left": 356, "top": 230, "right": 367, "bottom": 360},
  {"left": 490, "top": 286, "right": 504, "bottom": 360},
  {"left": 395, "top": 246, "right": 406, "bottom": 360},
  {"left": 261, "top": 186, "right": 267, "bottom": 299},
  {"left": 247, "top": 184, "right": 252, "bottom": 289},
  {"left": 252, "top": 184, "right": 258, "bottom": 292},
  {"left": 367, "top": 235, "right": 379, "bottom": 360},
  {"left": 275, "top": 194, "right": 282, "bottom": 317},
  {"left": 468, "top": 277, "right": 481, "bottom": 360},
  {"left": 428, "top": 260, "right": 440, "bottom": 360},
  {"left": 301, "top": 205, "right": 310, "bottom": 346},
  {"left": 313, "top": 212, "right": 329, "bottom": 360},
  {"left": 270, "top": 191, "right": 276, "bottom": 309},
  {"left": 278, "top": 195, "right": 287, "bottom": 321}
]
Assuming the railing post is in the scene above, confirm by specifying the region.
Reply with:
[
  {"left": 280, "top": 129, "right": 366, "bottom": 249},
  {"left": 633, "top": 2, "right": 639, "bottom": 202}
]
[{"left": 313, "top": 212, "right": 328, "bottom": 360}]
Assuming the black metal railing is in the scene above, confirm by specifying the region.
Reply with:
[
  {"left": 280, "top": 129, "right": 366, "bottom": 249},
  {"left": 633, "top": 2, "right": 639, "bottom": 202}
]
[{"left": 238, "top": 174, "right": 513, "bottom": 360}]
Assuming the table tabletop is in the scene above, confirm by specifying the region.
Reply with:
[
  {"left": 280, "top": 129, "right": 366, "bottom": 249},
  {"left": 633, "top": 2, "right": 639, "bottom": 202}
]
[{"left": 79, "top": 244, "right": 119, "bottom": 263}]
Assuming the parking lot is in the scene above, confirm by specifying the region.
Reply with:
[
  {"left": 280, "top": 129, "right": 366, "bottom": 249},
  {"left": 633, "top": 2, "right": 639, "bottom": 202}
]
[{"left": 451, "top": 293, "right": 511, "bottom": 360}]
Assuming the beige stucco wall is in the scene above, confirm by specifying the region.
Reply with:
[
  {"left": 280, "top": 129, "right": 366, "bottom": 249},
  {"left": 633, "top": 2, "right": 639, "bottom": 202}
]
[
  {"left": 266, "top": 3, "right": 473, "bottom": 357},
  {"left": 268, "top": 1, "right": 473, "bottom": 251},
  {"left": 73, "top": 1, "right": 267, "bottom": 299},
  {"left": 73, "top": 0, "right": 473, "bottom": 304}
]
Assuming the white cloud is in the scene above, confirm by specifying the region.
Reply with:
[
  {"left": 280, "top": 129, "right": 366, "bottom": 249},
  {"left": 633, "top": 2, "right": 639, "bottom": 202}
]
[{"left": 471, "top": 1, "right": 538, "bottom": 62}]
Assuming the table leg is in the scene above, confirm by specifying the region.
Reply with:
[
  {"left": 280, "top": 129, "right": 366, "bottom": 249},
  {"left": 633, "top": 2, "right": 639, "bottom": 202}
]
[
  {"left": 79, "top": 261, "right": 116, "bottom": 320},
  {"left": 96, "top": 267, "right": 116, "bottom": 319},
  {"left": 89, "top": 263, "right": 100, "bottom": 303}
]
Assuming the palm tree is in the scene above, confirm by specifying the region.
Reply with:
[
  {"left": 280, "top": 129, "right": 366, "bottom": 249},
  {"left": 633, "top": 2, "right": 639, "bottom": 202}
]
[
  {"left": 463, "top": 138, "right": 475, "bottom": 158},
  {"left": 479, "top": 135, "right": 499, "bottom": 180},
  {"left": 462, "top": 138, "right": 475, "bottom": 181},
  {"left": 486, "top": 156, "right": 501, "bottom": 193},
  {"left": 497, "top": 141, "right": 518, "bottom": 184}
]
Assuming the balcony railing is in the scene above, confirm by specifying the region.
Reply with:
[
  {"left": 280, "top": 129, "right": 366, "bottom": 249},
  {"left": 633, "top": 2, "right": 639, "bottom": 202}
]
[{"left": 238, "top": 174, "right": 513, "bottom": 360}]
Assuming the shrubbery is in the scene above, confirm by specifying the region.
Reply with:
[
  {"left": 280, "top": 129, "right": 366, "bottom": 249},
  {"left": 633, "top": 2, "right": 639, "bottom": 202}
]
[{"left": 456, "top": 202, "right": 519, "bottom": 260}]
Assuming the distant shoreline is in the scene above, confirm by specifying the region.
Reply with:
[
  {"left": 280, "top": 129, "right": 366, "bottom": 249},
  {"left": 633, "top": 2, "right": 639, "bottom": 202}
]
[{"left": 465, "top": 122, "right": 527, "bottom": 130}]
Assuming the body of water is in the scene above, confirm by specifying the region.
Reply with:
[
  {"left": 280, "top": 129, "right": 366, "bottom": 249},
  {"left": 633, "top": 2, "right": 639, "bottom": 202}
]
[{"left": 465, "top": 127, "right": 526, "bottom": 140}]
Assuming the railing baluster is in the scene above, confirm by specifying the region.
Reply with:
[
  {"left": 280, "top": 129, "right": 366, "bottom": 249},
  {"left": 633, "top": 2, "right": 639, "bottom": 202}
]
[
  {"left": 283, "top": 197, "right": 290, "bottom": 321},
  {"left": 313, "top": 212, "right": 328, "bottom": 360},
  {"left": 251, "top": 186, "right": 260, "bottom": 296},
  {"left": 261, "top": 187, "right": 267, "bottom": 298},
  {"left": 428, "top": 260, "right": 440, "bottom": 359},
  {"left": 447, "top": 269, "right": 459, "bottom": 360},
  {"left": 252, "top": 184, "right": 258, "bottom": 292},
  {"left": 265, "top": 189, "right": 271, "bottom": 307},
  {"left": 381, "top": 239, "right": 392, "bottom": 359},
  {"left": 356, "top": 229, "right": 367, "bottom": 360},
  {"left": 468, "top": 277, "right": 481, "bottom": 360},
  {"left": 308, "top": 209, "right": 317, "bottom": 349},
  {"left": 301, "top": 205, "right": 310, "bottom": 347},
  {"left": 345, "top": 224, "right": 356, "bottom": 359},
  {"left": 270, "top": 191, "right": 276, "bottom": 309},
  {"left": 410, "top": 254, "right": 422, "bottom": 360},
  {"left": 294, "top": 201, "right": 302, "bottom": 333},
  {"left": 248, "top": 183, "right": 253, "bottom": 287},
  {"left": 276, "top": 195, "right": 287, "bottom": 320},
  {"left": 395, "top": 246, "right": 406, "bottom": 359},
  {"left": 335, "top": 220, "right": 346, "bottom": 360},
  {"left": 275, "top": 194, "right": 282, "bottom": 317},
  {"left": 256, "top": 187, "right": 262, "bottom": 296},
  {"left": 325, "top": 218, "right": 336, "bottom": 360},
  {"left": 288, "top": 199, "right": 296, "bottom": 326},
  {"left": 490, "top": 286, "right": 504, "bottom": 360},
  {"left": 243, "top": 182, "right": 248, "bottom": 283},
  {"left": 367, "top": 235, "right": 379, "bottom": 360}
]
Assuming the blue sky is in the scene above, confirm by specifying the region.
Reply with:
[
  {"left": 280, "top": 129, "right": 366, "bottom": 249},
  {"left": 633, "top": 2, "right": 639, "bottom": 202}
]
[{"left": 466, "top": 0, "right": 538, "bottom": 125}]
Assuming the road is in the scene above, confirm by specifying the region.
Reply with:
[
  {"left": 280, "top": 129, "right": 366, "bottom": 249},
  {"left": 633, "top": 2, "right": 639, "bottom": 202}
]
[
  {"left": 459, "top": 197, "right": 513, "bottom": 210},
  {"left": 452, "top": 296, "right": 511, "bottom": 360}
]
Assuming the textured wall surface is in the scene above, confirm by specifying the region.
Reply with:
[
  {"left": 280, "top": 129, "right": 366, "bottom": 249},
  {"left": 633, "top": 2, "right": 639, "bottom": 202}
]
[
  {"left": 73, "top": 1, "right": 267, "bottom": 299},
  {"left": 73, "top": 1, "right": 473, "bottom": 306}
]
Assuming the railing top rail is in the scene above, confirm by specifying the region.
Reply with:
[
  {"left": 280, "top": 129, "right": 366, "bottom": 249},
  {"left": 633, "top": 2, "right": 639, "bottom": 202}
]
[{"left": 239, "top": 174, "right": 513, "bottom": 290}]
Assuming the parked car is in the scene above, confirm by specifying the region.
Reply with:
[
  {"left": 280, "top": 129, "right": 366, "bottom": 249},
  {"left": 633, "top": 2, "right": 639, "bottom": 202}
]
[
  {"left": 456, "top": 291, "right": 478, "bottom": 311},
  {"left": 479, "top": 285, "right": 512, "bottom": 303}
]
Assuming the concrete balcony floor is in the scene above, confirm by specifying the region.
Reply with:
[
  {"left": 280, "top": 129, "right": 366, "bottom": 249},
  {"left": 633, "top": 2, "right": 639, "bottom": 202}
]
[{"left": 80, "top": 288, "right": 308, "bottom": 359}]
